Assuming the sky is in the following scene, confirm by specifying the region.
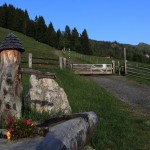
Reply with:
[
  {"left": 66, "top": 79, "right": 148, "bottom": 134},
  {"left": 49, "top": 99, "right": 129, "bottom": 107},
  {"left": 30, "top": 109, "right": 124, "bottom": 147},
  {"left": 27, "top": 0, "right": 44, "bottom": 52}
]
[{"left": 0, "top": 0, "right": 150, "bottom": 45}]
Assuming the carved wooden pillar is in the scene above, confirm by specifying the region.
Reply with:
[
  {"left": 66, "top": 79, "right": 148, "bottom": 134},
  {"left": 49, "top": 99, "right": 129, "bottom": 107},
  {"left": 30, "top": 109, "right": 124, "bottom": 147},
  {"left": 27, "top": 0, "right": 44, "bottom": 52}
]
[{"left": 0, "top": 33, "right": 25, "bottom": 120}]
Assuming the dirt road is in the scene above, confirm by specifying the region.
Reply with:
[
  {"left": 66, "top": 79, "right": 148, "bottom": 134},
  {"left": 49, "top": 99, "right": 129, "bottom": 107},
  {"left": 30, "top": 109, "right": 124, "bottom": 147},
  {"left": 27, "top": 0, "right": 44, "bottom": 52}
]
[{"left": 87, "top": 76, "right": 150, "bottom": 115}]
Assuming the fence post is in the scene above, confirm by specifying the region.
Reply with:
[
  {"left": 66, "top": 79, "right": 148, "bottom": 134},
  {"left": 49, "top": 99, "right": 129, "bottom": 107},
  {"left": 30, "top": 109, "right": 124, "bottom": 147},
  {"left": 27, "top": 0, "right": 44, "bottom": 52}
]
[
  {"left": 63, "top": 57, "right": 67, "bottom": 68},
  {"left": 124, "top": 48, "right": 127, "bottom": 75},
  {"left": 70, "top": 63, "right": 73, "bottom": 69},
  {"left": 112, "top": 60, "right": 115, "bottom": 74},
  {"left": 59, "top": 57, "right": 63, "bottom": 70},
  {"left": 118, "top": 61, "right": 120, "bottom": 76},
  {"left": 68, "top": 48, "right": 70, "bottom": 63},
  {"left": 29, "top": 53, "right": 32, "bottom": 68},
  {"left": 0, "top": 33, "right": 25, "bottom": 120}
]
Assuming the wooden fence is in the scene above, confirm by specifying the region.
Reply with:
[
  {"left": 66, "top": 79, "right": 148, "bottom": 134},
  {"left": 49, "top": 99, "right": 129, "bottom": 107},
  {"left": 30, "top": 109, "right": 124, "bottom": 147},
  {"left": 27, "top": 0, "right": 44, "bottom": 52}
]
[
  {"left": 21, "top": 53, "right": 67, "bottom": 69},
  {"left": 72, "top": 64, "right": 113, "bottom": 75},
  {"left": 127, "top": 64, "right": 150, "bottom": 81}
]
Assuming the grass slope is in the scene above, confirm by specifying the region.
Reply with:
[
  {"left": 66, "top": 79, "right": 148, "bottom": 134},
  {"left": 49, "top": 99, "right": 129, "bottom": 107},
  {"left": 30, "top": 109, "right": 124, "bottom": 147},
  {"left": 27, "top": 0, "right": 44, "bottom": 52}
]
[
  {"left": 54, "top": 69, "right": 150, "bottom": 150},
  {"left": 0, "top": 27, "right": 56, "bottom": 58}
]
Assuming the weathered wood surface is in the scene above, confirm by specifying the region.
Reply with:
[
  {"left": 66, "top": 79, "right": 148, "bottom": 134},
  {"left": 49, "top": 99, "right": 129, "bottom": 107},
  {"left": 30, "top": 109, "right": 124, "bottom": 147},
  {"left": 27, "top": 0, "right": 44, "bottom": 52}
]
[
  {"left": 112, "top": 60, "right": 115, "bottom": 74},
  {"left": 124, "top": 48, "right": 127, "bottom": 75},
  {"left": 37, "top": 111, "right": 98, "bottom": 150},
  {"left": 0, "top": 50, "right": 22, "bottom": 119},
  {"left": 21, "top": 68, "right": 56, "bottom": 79},
  {"left": 63, "top": 57, "right": 67, "bottom": 68},
  {"left": 73, "top": 64, "right": 113, "bottom": 75},
  {"left": 59, "top": 57, "right": 63, "bottom": 70},
  {"left": 35, "top": 112, "right": 91, "bottom": 127},
  {"left": 28, "top": 53, "right": 32, "bottom": 68},
  {"left": 0, "top": 112, "right": 98, "bottom": 150}
]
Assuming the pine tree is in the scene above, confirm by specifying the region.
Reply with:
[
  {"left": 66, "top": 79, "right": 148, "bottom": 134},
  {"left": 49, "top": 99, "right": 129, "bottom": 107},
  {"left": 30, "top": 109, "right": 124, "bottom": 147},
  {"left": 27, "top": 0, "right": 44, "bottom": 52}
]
[
  {"left": 64, "top": 25, "right": 71, "bottom": 48},
  {"left": 7, "top": 4, "right": 15, "bottom": 30},
  {"left": 45, "top": 22, "right": 57, "bottom": 48},
  {"left": 80, "top": 29, "right": 92, "bottom": 55},
  {"left": 26, "top": 20, "right": 35, "bottom": 38},
  {"left": 35, "top": 16, "right": 47, "bottom": 43},
  {"left": 12, "top": 8, "right": 25, "bottom": 32},
  {"left": 58, "top": 31, "right": 69, "bottom": 50},
  {"left": 56, "top": 29, "right": 62, "bottom": 49},
  {"left": 22, "top": 10, "right": 29, "bottom": 35},
  {"left": 71, "top": 27, "right": 81, "bottom": 52},
  {"left": 0, "top": 4, "right": 7, "bottom": 28}
]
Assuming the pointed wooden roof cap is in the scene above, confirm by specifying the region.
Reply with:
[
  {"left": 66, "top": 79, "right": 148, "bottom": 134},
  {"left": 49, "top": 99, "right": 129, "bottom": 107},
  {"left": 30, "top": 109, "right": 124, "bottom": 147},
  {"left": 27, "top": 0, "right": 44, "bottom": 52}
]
[{"left": 0, "top": 33, "right": 25, "bottom": 52}]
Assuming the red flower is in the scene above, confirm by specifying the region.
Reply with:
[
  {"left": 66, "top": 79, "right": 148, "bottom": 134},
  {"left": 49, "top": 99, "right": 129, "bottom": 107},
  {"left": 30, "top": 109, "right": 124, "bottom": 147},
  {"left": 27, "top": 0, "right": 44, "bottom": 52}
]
[
  {"left": 8, "top": 128, "right": 13, "bottom": 133},
  {"left": 26, "top": 120, "right": 33, "bottom": 125},
  {"left": 21, "top": 119, "right": 33, "bottom": 125},
  {"left": 7, "top": 117, "right": 15, "bottom": 125},
  {"left": 21, "top": 119, "right": 27, "bottom": 124}
]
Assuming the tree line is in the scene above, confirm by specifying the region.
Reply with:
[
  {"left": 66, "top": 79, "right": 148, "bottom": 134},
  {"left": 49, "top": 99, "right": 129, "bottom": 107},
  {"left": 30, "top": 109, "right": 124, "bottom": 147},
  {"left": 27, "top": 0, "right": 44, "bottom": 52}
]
[
  {"left": 90, "top": 40, "right": 150, "bottom": 64},
  {"left": 0, "top": 3, "right": 150, "bottom": 63},
  {"left": 0, "top": 3, "right": 92, "bottom": 55}
]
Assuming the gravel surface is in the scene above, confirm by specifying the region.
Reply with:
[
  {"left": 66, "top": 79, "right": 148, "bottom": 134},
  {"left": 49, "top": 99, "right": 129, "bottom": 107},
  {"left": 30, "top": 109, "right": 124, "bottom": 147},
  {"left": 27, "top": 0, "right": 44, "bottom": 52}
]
[{"left": 87, "top": 76, "right": 150, "bottom": 115}]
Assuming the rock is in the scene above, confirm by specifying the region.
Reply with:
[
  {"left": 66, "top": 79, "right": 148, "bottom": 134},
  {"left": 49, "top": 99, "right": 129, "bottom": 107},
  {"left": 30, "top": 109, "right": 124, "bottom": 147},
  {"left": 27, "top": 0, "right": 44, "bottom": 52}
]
[{"left": 25, "top": 75, "right": 71, "bottom": 114}]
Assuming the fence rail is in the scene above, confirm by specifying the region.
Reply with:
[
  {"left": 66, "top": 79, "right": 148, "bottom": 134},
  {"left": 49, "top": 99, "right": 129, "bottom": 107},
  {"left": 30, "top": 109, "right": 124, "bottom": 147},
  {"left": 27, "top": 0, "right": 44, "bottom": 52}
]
[
  {"left": 21, "top": 53, "right": 66, "bottom": 69},
  {"left": 127, "top": 63, "right": 150, "bottom": 81},
  {"left": 32, "top": 57, "right": 59, "bottom": 61}
]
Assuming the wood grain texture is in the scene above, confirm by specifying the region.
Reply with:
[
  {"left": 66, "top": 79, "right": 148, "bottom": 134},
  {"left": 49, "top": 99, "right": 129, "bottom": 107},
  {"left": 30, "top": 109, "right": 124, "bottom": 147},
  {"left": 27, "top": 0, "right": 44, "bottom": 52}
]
[{"left": 0, "top": 50, "right": 22, "bottom": 120}]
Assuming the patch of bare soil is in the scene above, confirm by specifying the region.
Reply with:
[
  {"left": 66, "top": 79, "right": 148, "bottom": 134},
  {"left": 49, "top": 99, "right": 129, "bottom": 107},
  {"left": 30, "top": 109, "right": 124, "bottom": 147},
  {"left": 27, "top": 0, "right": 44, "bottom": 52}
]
[{"left": 87, "top": 75, "right": 150, "bottom": 115}]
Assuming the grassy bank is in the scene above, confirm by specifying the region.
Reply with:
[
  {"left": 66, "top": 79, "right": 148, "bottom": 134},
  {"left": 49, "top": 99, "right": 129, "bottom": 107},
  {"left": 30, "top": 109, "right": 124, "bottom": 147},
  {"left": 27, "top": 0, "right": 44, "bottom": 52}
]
[{"left": 53, "top": 68, "right": 150, "bottom": 150}]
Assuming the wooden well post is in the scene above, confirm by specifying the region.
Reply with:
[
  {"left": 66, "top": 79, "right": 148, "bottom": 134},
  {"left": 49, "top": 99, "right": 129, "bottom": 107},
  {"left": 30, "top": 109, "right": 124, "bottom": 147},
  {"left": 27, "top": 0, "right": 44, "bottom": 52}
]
[{"left": 0, "top": 33, "right": 25, "bottom": 120}]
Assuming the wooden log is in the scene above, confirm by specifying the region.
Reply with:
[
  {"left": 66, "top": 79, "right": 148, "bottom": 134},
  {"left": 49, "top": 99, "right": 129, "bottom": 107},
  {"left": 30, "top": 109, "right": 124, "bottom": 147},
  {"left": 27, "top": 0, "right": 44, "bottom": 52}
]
[
  {"left": 35, "top": 112, "right": 90, "bottom": 127},
  {"left": 32, "top": 57, "right": 59, "bottom": 61},
  {"left": 0, "top": 50, "right": 22, "bottom": 119},
  {"left": 21, "top": 68, "right": 56, "bottom": 79},
  {"left": 36, "top": 112, "right": 98, "bottom": 150}
]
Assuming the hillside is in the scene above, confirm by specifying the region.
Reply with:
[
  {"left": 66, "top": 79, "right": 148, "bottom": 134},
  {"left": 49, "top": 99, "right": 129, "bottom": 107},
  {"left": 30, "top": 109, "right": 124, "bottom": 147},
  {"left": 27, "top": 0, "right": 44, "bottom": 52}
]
[
  {"left": 0, "top": 27, "right": 57, "bottom": 58},
  {"left": 90, "top": 39, "right": 150, "bottom": 63}
]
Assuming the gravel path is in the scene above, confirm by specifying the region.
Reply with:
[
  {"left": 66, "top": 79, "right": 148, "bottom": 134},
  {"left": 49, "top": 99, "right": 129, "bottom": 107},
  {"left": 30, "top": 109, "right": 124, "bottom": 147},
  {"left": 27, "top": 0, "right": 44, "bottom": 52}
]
[{"left": 88, "top": 76, "right": 150, "bottom": 115}]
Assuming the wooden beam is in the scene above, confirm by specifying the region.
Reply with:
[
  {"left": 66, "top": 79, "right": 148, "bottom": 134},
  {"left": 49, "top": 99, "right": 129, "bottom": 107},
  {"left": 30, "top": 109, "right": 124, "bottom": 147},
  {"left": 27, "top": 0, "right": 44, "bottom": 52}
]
[{"left": 21, "top": 68, "right": 56, "bottom": 79}]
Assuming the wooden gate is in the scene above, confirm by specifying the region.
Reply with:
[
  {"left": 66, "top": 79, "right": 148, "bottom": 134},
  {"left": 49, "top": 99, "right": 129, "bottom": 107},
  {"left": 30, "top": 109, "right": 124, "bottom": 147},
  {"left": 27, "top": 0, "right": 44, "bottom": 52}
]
[{"left": 72, "top": 64, "right": 113, "bottom": 75}]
